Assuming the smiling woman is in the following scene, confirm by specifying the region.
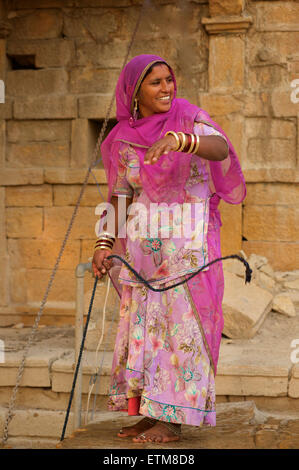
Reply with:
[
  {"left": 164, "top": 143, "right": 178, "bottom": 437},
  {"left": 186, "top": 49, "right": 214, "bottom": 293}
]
[
  {"left": 91, "top": 54, "right": 246, "bottom": 444},
  {"left": 136, "top": 63, "right": 175, "bottom": 117}
]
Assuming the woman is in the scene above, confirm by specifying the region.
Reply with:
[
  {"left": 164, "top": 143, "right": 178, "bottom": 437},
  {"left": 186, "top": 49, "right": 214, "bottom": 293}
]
[{"left": 92, "top": 54, "right": 246, "bottom": 443}]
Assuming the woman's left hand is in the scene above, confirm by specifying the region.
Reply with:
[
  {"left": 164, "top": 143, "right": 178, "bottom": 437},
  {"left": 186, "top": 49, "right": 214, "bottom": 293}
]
[{"left": 144, "top": 134, "right": 177, "bottom": 165}]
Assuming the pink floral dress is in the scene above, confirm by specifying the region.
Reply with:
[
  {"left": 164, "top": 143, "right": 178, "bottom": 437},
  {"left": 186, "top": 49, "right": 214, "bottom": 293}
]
[{"left": 107, "top": 123, "right": 227, "bottom": 427}]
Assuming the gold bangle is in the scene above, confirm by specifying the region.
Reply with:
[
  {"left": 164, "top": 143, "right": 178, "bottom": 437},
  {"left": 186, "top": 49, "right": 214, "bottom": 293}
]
[
  {"left": 177, "top": 132, "right": 187, "bottom": 152},
  {"left": 186, "top": 134, "right": 195, "bottom": 154},
  {"left": 95, "top": 243, "right": 113, "bottom": 249},
  {"left": 164, "top": 131, "right": 180, "bottom": 151},
  {"left": 193, "top": 135, "right": 200, "bottom": 154},
  {"left": 95, "top": 238, "right": 114, "bottom": 247},
  {"left": 94, "top": 246, "right": 112, "bottom": 253},
  {"left": 95, "top": 240, "right": 114, "bottom": 248}
]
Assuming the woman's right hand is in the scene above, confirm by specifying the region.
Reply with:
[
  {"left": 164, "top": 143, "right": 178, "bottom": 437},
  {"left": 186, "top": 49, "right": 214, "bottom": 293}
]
[{"left": 92, "top": 249, "right": 113, "bottom": 279}]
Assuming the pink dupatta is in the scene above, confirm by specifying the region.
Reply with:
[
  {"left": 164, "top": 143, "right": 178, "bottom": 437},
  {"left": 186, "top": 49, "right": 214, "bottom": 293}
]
[{"left": 101, "top": 54, "right": 246, "bottom": 375}]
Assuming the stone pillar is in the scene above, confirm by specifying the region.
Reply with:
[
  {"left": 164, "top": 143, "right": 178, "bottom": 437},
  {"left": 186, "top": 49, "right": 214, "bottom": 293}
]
[
  {"left": 201, "top": 0, "right": 252, "bottom": 256},
  {"left": 0, "top": 0, "right": 10, "bottom": 308}
]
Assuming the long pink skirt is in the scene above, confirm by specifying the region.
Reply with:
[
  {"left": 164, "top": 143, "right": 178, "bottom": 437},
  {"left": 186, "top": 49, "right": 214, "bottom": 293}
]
[{"left": 107, "top": 279, "right": 216, "bottom": 427}]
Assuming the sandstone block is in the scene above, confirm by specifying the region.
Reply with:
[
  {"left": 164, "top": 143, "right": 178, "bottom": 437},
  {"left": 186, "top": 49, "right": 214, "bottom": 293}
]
[
  {"left": 0, "top": 120, "right": 4, "bottom": 167},
  {"left": 273, "top": 293, "right": 296, "bottom": 317},
  {"left": 199, "top": 94, "right": 243, "bottom": 116},
  {"left": 44, "top": 206, "right": 99, "bottom": 240},
  {"left": 209, "top": 0, "right": 244, "bottom": 16},
  {"left": 244, "top": 169, "right": 299, "bottom": 184},
  {"left": 6, "top": 142, "right": 70, "bottom": 168},
  {"left": 244, "top": 92, "right": 271, "bottom": 117},
  {"left": 245, "top": 183, "right": 299, "bottom": 206},
  {"left": 44, "top": 168, "right": 106, "bottom": 185},
  {"left": 248, "top": 64, "right": 289, "bottom": 91},
  {"left": 7, "top": 120, "right": 71, "bottom": 143},
  {"left": 245, "top": 118, "right": 296, "bottom": 140},
  {"left": 8, "top": 238, "right": 80, "bottom": 270},
  {"left": 245, "top": 137, "right": 296, "bottom": 170},
  {"left": 0, "top": 98, "right": 13, "bottom": 120},
  {"left": 76, "top": 38, "right": 131, "bottom": 68},
  {"left": 271, "top": 90, "right": 299, "bottom": 117},
  {"left": 51, "top": 350, "right": 112, "bottom": 394},
  {"left": 0, "top": 407, "right": 72, "bottom": 438},
  {"left": 209, "top": 36, "right": 244, "bottom": 92},
  {"left": 9, "top": 268, "right": 27, "bottom": 304},
  {"left": 289, "top": 365, "right": 299, "bottom": 398},
  {"left": 0, "top": 169, "right": 44, "bottom": 187},
  {"left": 7, "top": 38, "right": 75, "bottom": 68},
  {"left": 0, "top": 39, "right": 6, "bottom": 78},
  {"left": 214, "top": 115, "right": 244, "bottom": 160},
  {"left": 7, "top": 69, "right": 68, "bottom": 97},
  {"left": 53, "top": 185, "right": 107, "bottom": 207},
  {"left": 243, "top": 206, "right": 298, "bottom": 242},
  {"left": 25, "top": 269, "right": 76, "bottom": 303},
  {"left": 63, "top": 8, "right": 119, "bottom": 42},
  {"left": 6, "top": 207, "right": 43, "bottom": 238},
  {"left": 243, "top": 241, "right": 299, "bottom": 272},
  {"left": 78, "top": 94, "right": 116, "bottom": 119},
  {"left": 248, "top": 32, "right": 299, "bottom": 66},
  {"left": 5, "top": 185, "right": 52, "bottom": 207},
  {"left": 71, "top": 119, "right": 96, "bottom": 169},
  {"left": 215, "top": 374, "right": 288, "bottom": 397},
  {"left": 14, "top": 95, "right": 77, "bottom": 120},
  {"left": 219, "top": 201, "right": 242, "bottom": 257},
  {"left": 8, "top": 9, "right": 63, "bottom": 39},
  {"left": 222, "top": 271, "right": 273, "bottom": 339},
  {"left": 255, "top": 2, "right": 299, "bottom": 32},
  {"left": 70, "top": 68, "right": 119, "bottom": 95}
]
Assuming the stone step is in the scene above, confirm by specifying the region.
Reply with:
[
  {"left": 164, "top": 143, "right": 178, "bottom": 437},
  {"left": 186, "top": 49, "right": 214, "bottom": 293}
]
[{"left": 58, "top": 402, "right": 299, "bottom": 449}]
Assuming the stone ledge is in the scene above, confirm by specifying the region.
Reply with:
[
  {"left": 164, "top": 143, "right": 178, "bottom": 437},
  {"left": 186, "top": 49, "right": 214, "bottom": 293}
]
[
  {"left": 44, "top": 168, "right": 106, "bottom": 185},
  {"left": 202, "top": 15, "right": 253, "bottom": 34},
  {"left": 0, "top": 347, "right": 72, "bottom": 387}
]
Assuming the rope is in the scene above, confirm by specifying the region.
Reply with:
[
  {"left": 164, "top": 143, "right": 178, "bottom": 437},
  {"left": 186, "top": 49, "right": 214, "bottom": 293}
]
[
  {"left": 107, "top": 253, "right": 252, "bottom": 290},
  {"left": 1, "top": 0, "right": 147, "bottom": 447},
  {"left": 84, "top": 276, "right": 111, "bottom": 425},
  {"left": 58, "top": 252, "right": 251, "bottom": 440}
]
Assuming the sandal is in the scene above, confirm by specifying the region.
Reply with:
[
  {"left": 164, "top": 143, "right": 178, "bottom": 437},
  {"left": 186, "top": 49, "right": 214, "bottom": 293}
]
[
  {"left": 134, "top": 420, "right": 181, "bottom": 443},
  {"left": 117, "top": 417, "right": 156, "bottom": 438}
]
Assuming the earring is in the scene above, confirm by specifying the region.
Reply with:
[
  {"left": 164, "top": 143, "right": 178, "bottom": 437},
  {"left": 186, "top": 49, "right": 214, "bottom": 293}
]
[{"left": 133, "top": 98, "right": 138, "bottom": 120}]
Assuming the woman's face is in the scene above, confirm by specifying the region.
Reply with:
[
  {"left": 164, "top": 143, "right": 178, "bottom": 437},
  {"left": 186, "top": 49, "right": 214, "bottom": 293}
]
[{"left": 137, "top": 64, "right": 175, "bottom": 118}]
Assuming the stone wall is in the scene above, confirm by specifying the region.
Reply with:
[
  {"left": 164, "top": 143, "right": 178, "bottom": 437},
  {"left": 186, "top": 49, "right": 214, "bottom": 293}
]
[{"left": 0, "top": 0, "right": 298, "bottom": 326}]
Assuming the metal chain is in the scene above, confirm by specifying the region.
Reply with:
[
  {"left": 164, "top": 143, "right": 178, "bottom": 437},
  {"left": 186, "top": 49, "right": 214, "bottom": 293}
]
[{"left": 1, "top": 0, "right": 146, "bottom": 447}]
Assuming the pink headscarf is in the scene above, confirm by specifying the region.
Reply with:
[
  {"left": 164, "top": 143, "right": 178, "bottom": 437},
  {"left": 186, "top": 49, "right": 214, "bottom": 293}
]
[{"left": 101, "top": 54, "right": 246, "bottom": 207}]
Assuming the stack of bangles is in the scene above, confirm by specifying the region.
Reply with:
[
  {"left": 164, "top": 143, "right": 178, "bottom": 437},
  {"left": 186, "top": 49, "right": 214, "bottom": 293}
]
[
  {"left": 164, "top": 131, "right": 200, "bottom": 154},
  {"left": 94, "top": 232, "right": 116, "bottom": 253}
]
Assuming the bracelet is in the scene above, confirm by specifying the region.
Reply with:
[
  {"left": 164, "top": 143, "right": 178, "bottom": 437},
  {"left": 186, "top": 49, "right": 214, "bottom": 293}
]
[
  {"left": 186, "top": 133, "right": 195, "bottom": 154},
  {"left": 177, "top": 132, "right": 187, "bottom": 152},
  {"left": 95, "top": 239, "right": 114, "bottom": 249},
  {"left": 95, "top": 241, "right": 114, "bottom": 249},
  {"left": 97, "top": 231, "right": 116, "bottom": 240},
  {"left": 193, "top": 134, "right": 200, "bottom": 154},
  {"left": 95, "top": 236, "right": 114, "bottom": 245},
  {"left": 164, "top": 131, "right": 181, "bottom": 151},
  {"left": 94, "top": 246, "right": 112, "bottom": 253}
]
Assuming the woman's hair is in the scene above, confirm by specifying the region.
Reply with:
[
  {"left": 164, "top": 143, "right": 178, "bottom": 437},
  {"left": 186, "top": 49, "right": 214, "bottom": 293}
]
[{"left": 141, "top": 61, "right": 169, "bottom": 83}]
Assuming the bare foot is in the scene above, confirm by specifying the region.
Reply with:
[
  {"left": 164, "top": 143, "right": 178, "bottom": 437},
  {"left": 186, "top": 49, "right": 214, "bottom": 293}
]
[
  {"left": 132, "top": 421, "right": 181, "bottom": 443},
  {"left": 117, "top": 417, "right": 155, "bottom": 438}
]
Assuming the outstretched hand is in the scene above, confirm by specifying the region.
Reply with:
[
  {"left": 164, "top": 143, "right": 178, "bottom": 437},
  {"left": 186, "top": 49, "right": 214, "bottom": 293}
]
[{"left": 144, "top": 134, "right": 177, "bottom": 165}]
